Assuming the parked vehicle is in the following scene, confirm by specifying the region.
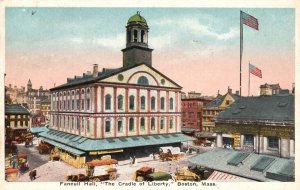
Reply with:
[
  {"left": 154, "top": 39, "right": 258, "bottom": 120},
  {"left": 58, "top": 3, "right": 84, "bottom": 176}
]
[
  {"left": 158, "top": 146, "right": 185, "bottom": 162},
  {"left": 135, "top": 166, "right": 173, "bottom": 181},
  {"left": 66, "top": 158, "right": 118, "bottom": 181},
  {"left": 37, "top": 141, "right": 53, "bottom": 154},
  {"left": 174, "top": 166, "right": 201, "bottom": 181}
]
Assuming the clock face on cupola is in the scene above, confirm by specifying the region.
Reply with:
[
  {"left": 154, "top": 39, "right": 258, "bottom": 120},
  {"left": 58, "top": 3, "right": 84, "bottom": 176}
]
[{"left": 122, "top": 12, "right": 153, "bottom": 68}]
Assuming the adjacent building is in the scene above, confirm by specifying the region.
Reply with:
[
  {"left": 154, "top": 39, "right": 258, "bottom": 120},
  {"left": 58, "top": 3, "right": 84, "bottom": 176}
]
[
  {"left": 5, "top": 84, "right": 27, "bottom": 104},
  {"left": 40, "top": 12, "right": 194, "bottom": 168},
  {"left": 202, "top": 87, "right": 240, "bottom": 134},
  {"left": 214, "top": 94, "right": 294, "bottom": 159},
  {"left": 181, "top": 92, "right": 212, "bottom": 134},
  {"left": 5, "top": 104, "right": 31, "bottom": 141}
]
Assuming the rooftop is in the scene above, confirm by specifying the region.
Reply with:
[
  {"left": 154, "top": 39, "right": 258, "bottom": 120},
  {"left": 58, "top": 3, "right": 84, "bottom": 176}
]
[
  {"left": 188, "top": 148, "right": 294, "bottom": 182},
  {"left": 5, "top": 104, "right": 30, "bottom": 115},
  {"left": 215, "top": 94, "right": 294, "bottom": 124}
]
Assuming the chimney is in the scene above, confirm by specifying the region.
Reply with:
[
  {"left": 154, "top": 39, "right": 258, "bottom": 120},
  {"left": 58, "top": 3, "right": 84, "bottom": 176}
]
[
  {"left": 228, "top": 86, "right": 232, "bottom": 94},
  {"left": 236, "top": 90, "right": 239, "bottom": 95},
  {"left": 93, "top": 64, "right": 98, "bottom": 77},
  {"left": 9, "top": 84, "right": 12, "bottom": 88}
]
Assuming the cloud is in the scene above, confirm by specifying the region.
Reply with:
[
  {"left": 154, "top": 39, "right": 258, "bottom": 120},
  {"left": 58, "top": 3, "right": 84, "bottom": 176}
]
[{"left": 152, "top": 17, "right": 239, "bottom": 41}]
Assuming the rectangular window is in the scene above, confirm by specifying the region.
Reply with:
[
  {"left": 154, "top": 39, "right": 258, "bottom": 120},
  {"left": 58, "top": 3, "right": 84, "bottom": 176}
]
[
  {"left": 160, "top": 118, "right": 164, "bottom": 129},
  {"left": 118, "top": 120, "right": 123, "bottom": 132},
  {"left": 268, "top": 137, "right": 279, "bottom": 149},
  {"left": 169, "top": 119, "right": 173, "bottom": 129},
  {"left": 105, "top": 120, "right": 111, "bottom": 133},
  {"left": 244, "top": 134, "right": 254, "bottom": 145},
  {"left": 77, "top": 99, "right": 80, "bottom": 110}
]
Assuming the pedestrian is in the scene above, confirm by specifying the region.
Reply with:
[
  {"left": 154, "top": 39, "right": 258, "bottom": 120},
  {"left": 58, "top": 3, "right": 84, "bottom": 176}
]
[
  {"left": 132, "top": 156, "right": 136, "bottom": 166},
  {"left": 129, "top": 156, "right": 133, "bottom": 166}
]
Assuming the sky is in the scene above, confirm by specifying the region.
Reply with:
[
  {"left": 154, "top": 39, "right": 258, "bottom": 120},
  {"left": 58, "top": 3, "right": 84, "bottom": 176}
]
[{"left": 5, "top": 8, "right": 295, "bottom": 96}]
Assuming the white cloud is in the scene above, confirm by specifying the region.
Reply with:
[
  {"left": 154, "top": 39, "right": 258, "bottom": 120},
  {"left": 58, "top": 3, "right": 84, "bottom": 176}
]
[{"left": 152, "top": 17, "right": 239, "bottom": 41}]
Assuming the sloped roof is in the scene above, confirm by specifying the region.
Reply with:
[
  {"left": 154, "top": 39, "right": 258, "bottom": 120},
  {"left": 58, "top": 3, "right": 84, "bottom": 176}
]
[
  {"left": 188, "top": 148, "right": 294, "bottom": 182},
  {"left": 215, "top": 94, "right": 294, "bottom": 124},
  {"left": 205, "top": 93, "right": 240, "bottom": 109},
  {"left": 51, "top": 63, "right": 181, "bottom": 90},
  {"left": 5, "top": 104, "right": 30, "bottom": 115}
]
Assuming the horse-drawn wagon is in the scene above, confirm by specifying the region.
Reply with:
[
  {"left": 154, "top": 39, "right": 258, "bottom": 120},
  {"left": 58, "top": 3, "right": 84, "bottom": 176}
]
[{"left": 66, "top": 158, "right": 118, "bottom": 181}]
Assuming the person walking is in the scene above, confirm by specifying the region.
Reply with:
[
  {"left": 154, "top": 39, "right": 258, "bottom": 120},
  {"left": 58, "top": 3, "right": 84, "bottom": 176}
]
[{"left": 129, "top": 156, "right": 133, "bottom": 166}]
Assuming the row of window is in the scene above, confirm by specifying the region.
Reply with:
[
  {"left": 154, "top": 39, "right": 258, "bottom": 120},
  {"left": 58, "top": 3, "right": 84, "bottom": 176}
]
[
  {"left": 51, "top": 116, "right": 175, "bottom": 134},
  {"left": 106, "top": 95, "right": 174, "bottom": 111},
  {"left": 244, "top": 134, "right": 279, "bottom": 149},
  {"left": 52, "top": 92, "right": 175, "bottom": 112}
]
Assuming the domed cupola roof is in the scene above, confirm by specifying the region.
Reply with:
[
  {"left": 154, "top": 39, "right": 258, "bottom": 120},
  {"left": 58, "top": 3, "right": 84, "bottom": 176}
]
[{"left": 127, "top": 11, "right": 148, "bottom": 26}]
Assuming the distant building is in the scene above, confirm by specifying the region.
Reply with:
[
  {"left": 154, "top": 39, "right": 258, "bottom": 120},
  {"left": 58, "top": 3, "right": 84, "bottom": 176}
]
[
  {"left": 181, "top": 94, "right": 211, "bottom": 134},
  {"left": 260, "top": 83, "right": 289, "bottom": 95},
  {"left": 202, "top": 87, "right": 240, "bottom": 133},
  {"left": 215, "top": 94, "right": 294, "bottom": 159},
  {"left": 40, "top": 98, "right": 51, "bottom": 121},
  {"left": 27, "top": 79, "right": 50, "bottom": 114},
  {"left": 5, "top": 84, "right": 26, "bottom": 104},
  {"left": 32, "top": 112, "right": 47, "bottom": 127}
]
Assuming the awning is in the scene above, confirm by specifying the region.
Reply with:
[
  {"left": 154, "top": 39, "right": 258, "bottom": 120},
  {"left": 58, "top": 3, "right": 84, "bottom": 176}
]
[
  {"left": 39, "top": 129, "right": 196, "bottom": 152},
  {"left": 30, "top": 126, "right": 49, "bottom": 134},
  {"left": 40, "top": 137, "right": 85, "bottom": 156}
]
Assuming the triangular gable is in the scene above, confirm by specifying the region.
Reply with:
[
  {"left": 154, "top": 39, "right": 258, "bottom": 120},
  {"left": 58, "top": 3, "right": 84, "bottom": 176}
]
[{"left": 100, "top": 63, "right": 181, "bottom": 89}]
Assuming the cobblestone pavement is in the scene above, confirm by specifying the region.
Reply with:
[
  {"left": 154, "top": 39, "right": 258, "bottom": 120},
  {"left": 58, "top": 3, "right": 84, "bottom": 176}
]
[{"left": 16, "top": 138, "right": 49, "bottom": 170}]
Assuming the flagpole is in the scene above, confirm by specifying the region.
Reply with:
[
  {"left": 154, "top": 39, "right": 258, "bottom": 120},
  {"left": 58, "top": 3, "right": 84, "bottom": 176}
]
[
  {"left": 240, "top": 11, "right": 243, "bottom": 96},
  {"left": 248, "top": 62, "right": 250, "bottom": 96}
]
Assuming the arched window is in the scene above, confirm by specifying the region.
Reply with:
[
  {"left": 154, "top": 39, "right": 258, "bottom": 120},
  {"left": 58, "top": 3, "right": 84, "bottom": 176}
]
[
  {"left": 151, "top": 97, "right": 155, "bottom": 110},
  {"left": 134, "top": 30, "right": 138, "bottom": 42},
  {"left": 141, "top": 30, "right": 145, "bottom": 43},
  {"left": 141, "top": 96, "right": 145, "bottom": 110},
  {"left": 118, "top": 119, "right": 123, "bottom": 132},
  {"left": 105, "top": 94, "right": 111, "bottom": 110},
  {"left": 137, "top": 76, "right": 149, "bottom": 85},
  {"left": 140, "top": 117, "right": 145, "bottom": 131},
  {"left": 129, "top": 95, "right": 135, "bottom": 110},
  {"left": 63, "top": 92, "right": 66, "bottom": 110},
  {"left": 71, "top": 91, "right": 75, "bottom": 110},
  {"left": 170, "top": 98, "right": 174, "bottom": 110},
  {"left": 86, "top": 88, "right": 90, "bottom": 110},
  {"left": 160, "top": 118, "right": 165, "bottom": 129},
  {"left": 76, "top": 90, "right": 80, "bottom": 110},
  {"left": 129, "top": 118, "right": 134, "bottom": 131},
  {"left": 118, "top": 95, "right": 123, "bottom": 110},
  {"left": 105, "top": 119, "right": 111, "bottom": 133},
  {"left": 151, "top": 117, "right": 155, "bottom": 131},
  {"left": 67, "top": 92, "right": 70, "bottom": 110},
  {"left": 160, "top": 97, "right": 165, "bottom": 110},
  {"left": 127, "top": 30, "right": 131, "bottom": 43},
  {"left": 81, "top": 89, "right": 85, "bottom": 110},
  {"left": 71, "top": 117, "right": 74, "bottom": 130}
]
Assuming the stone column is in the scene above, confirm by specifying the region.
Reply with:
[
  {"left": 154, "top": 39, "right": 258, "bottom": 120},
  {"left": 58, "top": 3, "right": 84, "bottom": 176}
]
[
  {"left": 280, "top": 138, "right": 290, "bottom": 158},
  {"left": 259, "top": 136, "right": 264, "bottom": 154},
  {"left": 290, "top": 139, "right": 295, "bottom": 158},
  {"left": 240, "top": 134, "right": 244, "bottom": 149},
  {"left": 216, "top": 133, "right": 223, "bottom": 148}
]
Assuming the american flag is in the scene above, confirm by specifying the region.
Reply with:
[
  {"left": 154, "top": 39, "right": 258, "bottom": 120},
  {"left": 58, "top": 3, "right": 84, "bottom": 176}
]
[
  {"left": 241, "top": 11, "right": 259, "bottom": 30},
  {"left": 249, "top": 63, "right": 262, "bottom": 78}
]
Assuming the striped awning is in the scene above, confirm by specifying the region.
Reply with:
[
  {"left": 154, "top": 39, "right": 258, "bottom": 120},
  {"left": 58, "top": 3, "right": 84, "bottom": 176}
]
[{"left": 207, "top": 171, "right": 252, "bottom": 181}]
